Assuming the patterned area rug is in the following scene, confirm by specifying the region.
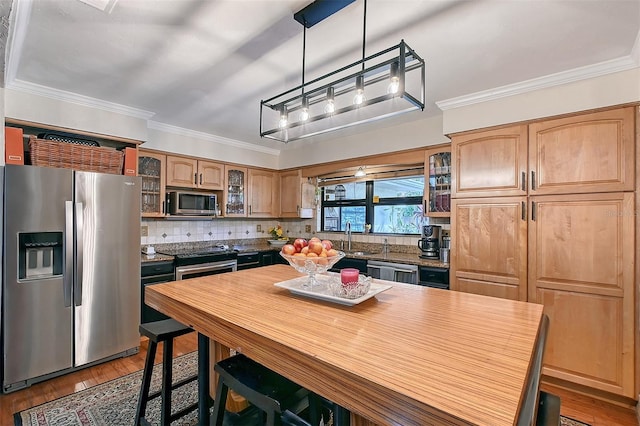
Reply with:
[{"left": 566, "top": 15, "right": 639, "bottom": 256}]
[
  {"left": 14, "top": 351, "right": 590, "bottom": 426},
  {"left": 15, "top": 352, "right": 202, "bottom": 426}
]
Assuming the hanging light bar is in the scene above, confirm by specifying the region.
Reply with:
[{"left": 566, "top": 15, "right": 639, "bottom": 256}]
[
  {"left": 259, "top": 0, "right": 425, "bottom": 144},
  {"left": 260, "top": 40, "right": 424, "bottom": 143}
]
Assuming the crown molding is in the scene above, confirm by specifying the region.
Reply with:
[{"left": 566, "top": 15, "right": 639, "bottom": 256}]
[
  {"left": 436, "top": 53, "right": 639, "bottom": 111},
  {"left": 147, "top": 121, "right": 281, "bottom": 156},
  {"left": 6, "top": 79, "right": 155, "bottom": 119}
]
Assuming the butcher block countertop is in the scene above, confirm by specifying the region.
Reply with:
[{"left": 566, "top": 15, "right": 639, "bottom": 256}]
[{"left": 146, "top": 265, "right": 545, "bottom": 426}]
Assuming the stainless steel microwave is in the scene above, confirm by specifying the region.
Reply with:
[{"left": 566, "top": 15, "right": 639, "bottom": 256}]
[{"left": 167, "top": 191, "right": 218, "bottom": 216}]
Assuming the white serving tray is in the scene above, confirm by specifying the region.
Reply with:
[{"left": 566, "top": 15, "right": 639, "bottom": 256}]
[{"left": 274, "top": 273, "right": 392, "bottom": 306}]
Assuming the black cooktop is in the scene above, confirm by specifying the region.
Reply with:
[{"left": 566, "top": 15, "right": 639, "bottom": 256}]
[{"left": 157, "top": 245, "right": 237, "bottom": 266}]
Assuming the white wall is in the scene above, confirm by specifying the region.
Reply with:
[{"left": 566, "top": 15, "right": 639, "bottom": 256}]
[
  {"left": 4, "top": 88, "right": 149, "bottom": 141},
  {"left": 441, "top": 68, "right": 640, "bottom": 135},
  {"left": 145, "top": 125, "right": 280, "bottom": 169},
  {"left": 278, "top": 114, "right": 450, "bottom": 169},
  {"left": 0, "top": 88, "right": 5, "bottom": 166}
]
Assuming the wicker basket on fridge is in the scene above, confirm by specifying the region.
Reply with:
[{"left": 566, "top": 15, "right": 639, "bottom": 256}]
[{"left": 29, "top": 136, "right": 124, "bottom": 175}]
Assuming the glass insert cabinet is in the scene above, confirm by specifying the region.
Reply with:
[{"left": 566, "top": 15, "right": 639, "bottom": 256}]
[
  {"left": 138, "top": 150, "right": 166, "bottom": 217},
  {"left": 224, "top": 166, "right": 247, "bottom": 217},
  {"left": 423, "top": 148, "right": 451, "bottom": 217}
]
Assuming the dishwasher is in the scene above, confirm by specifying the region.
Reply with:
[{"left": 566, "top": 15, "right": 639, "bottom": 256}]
[{"left": 367, "top": 260, "right": 418, "bottom": 284}]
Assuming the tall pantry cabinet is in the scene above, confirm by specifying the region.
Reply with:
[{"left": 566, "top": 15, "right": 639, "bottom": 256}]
[{"left": 450, "top": 106, "right": 636, "bottom": 399}]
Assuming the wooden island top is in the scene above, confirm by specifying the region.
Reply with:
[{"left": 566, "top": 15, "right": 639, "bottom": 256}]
[{"left": 145, "top": 264, "right": 545, "bottom": 426}]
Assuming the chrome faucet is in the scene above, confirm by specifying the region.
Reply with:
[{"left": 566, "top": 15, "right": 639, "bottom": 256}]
[{"left": 345, "top": 221, "right": 352, "bottom": 251}]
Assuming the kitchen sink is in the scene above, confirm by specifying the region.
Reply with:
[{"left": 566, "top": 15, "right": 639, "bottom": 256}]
[{"left": 344, "top": 251, "right": 375, "bottom": 256}]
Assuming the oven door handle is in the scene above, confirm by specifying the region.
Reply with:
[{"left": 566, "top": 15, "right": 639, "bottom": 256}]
[{"left": 176, "top": 261, "right": 238, "bottom": 275}]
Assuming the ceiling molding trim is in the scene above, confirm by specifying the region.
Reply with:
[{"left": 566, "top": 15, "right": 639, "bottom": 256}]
[
  {"left": 5, "top": 0, "right": 33, "bottom": 86},
  {"left": 435, "top": 55, "right": 639, "bottom": 111},
  {"left": 147, "top": 121, "right": 281, "bottom": 156},
  {"left": 630, "top": 29, "right": 640, "bottom": 65},
  {"left": 6, "top": 78, "right": 156, "bottom": 119}
]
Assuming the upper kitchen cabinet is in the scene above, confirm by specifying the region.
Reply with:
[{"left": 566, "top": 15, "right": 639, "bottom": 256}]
[
  {"left": 423, "top": 147, "right": 451, "bottom": 217},
  {"left": 138, "top": 150, "right": 166, "bottom": 217},
  {"left": 280, "top": 170, "right": 316, "bottom": 218},
  {"left": 166, "top": 155, "right": 224, "bottom": 191},
  {"left": 451, "top": 124, "right": 528, "bottom": 198},
  {"left": 248, "top": 168, "right": 279, "bottom": 218},
  {"left": 528, "top": 107, "right": 635, "bottom": 195},
  {"left": 224, "top": 165, "right": 247, "bottom": 217}
]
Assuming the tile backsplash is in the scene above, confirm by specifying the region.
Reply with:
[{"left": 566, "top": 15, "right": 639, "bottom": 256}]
[{"left": 141, "top": 217, "right": 450, "bottom": 247}]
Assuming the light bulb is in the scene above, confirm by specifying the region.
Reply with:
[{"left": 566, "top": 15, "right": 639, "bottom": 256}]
[
  {"left": 278, "top": 105, "right": 288, "bottom": 129},
  {"left": 324, "top": 100, "right": 335, "bottom": 114},
  {"left": 388, "top": 61, "right": 400, "bottom": 94},
  {"left": 387, "top": 76, "right": 400, "bottom": 94},
  {"left": 324, "top": 87, "right": 336, "bottom": 115},
  {"left": 353, "top": 75, "right": 366, "bottom": 106},
  {"left": 299, "top": 96, "right": 309, "bottom": 122}
]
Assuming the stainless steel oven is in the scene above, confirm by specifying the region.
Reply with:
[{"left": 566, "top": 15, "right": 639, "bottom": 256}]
[{"left": 157, "top": 246, "right": 238, "bottom": 280}]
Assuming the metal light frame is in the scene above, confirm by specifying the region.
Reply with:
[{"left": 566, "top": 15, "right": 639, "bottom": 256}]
[{"left": 260, "top": 1, "right": 425, "bottom": 143}]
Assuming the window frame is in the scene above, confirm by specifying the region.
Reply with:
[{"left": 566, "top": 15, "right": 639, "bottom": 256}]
[{"left": 321, "top": 177, "right": 424, "bottom": 235}]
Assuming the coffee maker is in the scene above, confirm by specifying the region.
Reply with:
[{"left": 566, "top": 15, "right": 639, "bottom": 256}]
[{"left": 418, "top": 225, "right": 441, "bottom": 259}]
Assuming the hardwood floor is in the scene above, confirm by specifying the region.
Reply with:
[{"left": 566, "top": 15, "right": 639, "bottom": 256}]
[{"left": 0, "top": 333, "right": 637, "bottom": 426}]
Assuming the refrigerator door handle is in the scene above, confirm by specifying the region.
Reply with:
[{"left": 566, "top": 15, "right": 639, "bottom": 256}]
[
  {"left": 64, "top": 201, "right": 74, "bottom": 307},
  {"left": 74, "top": 202, "right": 84, "bottom": 306}
]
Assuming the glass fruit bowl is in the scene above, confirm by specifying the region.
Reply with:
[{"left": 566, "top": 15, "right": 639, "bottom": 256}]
[
  {"left": 328, "top": 274, "right": 372, "bottom": 299},
  {"left": 279, "top": 250, "right": 345, "bottom": 288}
]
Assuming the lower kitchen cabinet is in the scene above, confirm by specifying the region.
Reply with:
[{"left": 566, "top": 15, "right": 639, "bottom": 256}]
[
  {"left": 450, "top": 196, "right": 528, "bottom": 301},
  {"left": 528, "top": 192, "right": 635, "bottom": 397}
]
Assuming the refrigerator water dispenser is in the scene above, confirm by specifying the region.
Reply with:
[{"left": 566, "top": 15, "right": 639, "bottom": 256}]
[{"left": 18, "top": 232, "right": 63, "bottom": 280}]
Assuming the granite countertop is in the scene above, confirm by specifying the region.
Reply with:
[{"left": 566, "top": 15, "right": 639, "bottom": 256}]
[
  {"left": 140, "top": 241, "right": 449, "bottom": 269},
  {"left": 141, "top": 253, "right": 174, "bottom": 263},
  {"left": 340, "top": 251, "right": 449, "bottom": 268}
]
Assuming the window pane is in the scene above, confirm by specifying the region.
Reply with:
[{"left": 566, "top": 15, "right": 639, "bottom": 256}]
[
  {"left": 323, "top": 206, "right": 366, "bottom": 232},
  {"left": 373, "top": 177, "right": 424, "bottom": 199},
  {"left": 373, "top": 204, "right": 422, "bottom": 234},
  {"left": 323, "top": 182, "right": 366, "bottom": 201}
]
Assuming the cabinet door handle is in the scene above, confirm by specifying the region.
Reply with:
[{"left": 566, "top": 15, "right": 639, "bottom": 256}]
[
  {"left": 161, "top": 200, "right": 165, "bottom": 214},
  {"left": 249, "top": 205, "right": 252, "bottom": 215},
  {"left": 531, "top": 201, "right": 537, "bottom": 221},
  {"left": 194, "top": 173, "right": 198, "bottom": 185},
  {"left": 521, "top": 172, "right": 526, "bottom": 191},
  {"left": 521, "top": 201, "right": 526, "bottom": 221},
  {"left": 423, "top": 199, "right": 427, "bottom": 213},
  {"left": 199, "top": 173, "right": 203, "bottom": 185},
  {"left": 531, "top": 171, "right": 536, "bottom": 190}
]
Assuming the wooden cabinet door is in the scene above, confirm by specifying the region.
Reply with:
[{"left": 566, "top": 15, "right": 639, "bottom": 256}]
[
  {"left": 528, "top": 192, "right": 634, "bottom": 397},
  {"left": 451, "top": 125, "right": 528, "bottom": 198},
  {"left": 450, "top": 197, "right": 528, "bottom": 301},
  {"left": 224, "top": 166, "right": 247, "bottom": 217},
  {"left": 280, "top": 170, "right": 302, "bottom": 218},
  {"left": 424, "top": 148, "right": 451, "bottom": 217},
  {"left": 198, "top": 160, "right": 224, "bottom": 190},
  {"left": 138, "top": 150, "right": 166, "bottom": 217},
  {"left": 528, "top": 107, "right": 635, "bottom": 195},
  {"left": 248, "top": 169, "right": 279, "bottom": 218},
  {"left": 166, "top": 155, "right": 198, "bottom": 188}
]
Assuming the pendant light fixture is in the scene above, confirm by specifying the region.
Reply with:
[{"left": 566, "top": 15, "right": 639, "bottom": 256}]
[{"left": 260, "top": 0, "right": 425, "bottom": 143}]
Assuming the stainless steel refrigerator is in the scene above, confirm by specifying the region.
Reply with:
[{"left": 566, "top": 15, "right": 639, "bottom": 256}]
[{"left": 2, "top": 164, "right": 141, "bottom": 393}]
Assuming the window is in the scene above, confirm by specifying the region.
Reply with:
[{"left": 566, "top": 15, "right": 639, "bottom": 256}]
[{"left": 321, "top": 176, "right": 424, "bottom": 234}]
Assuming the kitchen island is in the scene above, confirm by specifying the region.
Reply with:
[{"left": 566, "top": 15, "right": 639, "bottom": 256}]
[{"left": 145, "top": 264, "right": 546, "bottom": 426}]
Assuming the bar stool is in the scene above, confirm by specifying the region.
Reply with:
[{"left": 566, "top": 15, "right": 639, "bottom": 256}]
[
  {"left": 135, "top": 319, "right": 198, "bottom": 426},
  {"left": 211, "top": 353, "right": 314, "bottom": 426}
]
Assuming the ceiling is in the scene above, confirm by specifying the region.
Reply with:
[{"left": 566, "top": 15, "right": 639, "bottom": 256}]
[{"left": 3, "top": 0, "right": 640, "bottom": 151}]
